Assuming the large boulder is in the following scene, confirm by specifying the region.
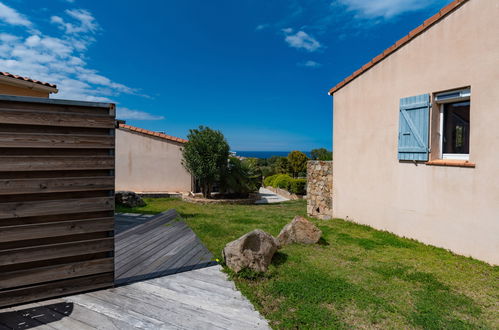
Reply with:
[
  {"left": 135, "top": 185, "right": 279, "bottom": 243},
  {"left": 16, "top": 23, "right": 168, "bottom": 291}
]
[
  {"left": 115, "top": 191, "right": 146, "bottom": 208},
  {"left": 277, "top": 216, "right": 322, "bottom": 247},
  {"left": 223, "top": 229, "right": 278, "bottom": 273}
]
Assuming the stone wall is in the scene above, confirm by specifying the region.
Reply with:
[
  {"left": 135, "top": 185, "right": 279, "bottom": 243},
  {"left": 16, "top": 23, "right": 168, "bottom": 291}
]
[{"left": 307, "top": 161, "right": 333, "bottom": 220}]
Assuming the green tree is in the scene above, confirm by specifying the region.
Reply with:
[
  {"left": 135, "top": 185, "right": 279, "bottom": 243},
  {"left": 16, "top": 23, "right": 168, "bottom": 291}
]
[
  {"left": 220, "top": 157, "right": 260, "bottom": 194},
  {"left": 287, "top": 151, "right": 308, "bottom": 178},
  {"left": 273, "top": 157, "right": 289, "bottom": 174},
  {"left": 311, "top": 148, "right": 333, "bottom": 161},
  {"left": 182, "top": 126, "right": 229, "bottom": 198}
]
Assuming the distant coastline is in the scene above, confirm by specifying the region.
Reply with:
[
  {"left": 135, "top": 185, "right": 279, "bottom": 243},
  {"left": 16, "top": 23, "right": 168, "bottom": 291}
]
[{"left": 232, "top": 151, "right": 312, "bottom": 159}]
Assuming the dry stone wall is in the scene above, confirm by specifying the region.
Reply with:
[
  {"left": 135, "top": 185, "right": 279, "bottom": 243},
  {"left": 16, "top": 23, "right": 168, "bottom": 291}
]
[{"left": 307, "top": 161, "right": 333, "bottom": 220}]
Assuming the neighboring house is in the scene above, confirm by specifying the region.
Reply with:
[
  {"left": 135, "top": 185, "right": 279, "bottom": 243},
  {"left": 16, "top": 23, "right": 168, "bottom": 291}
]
[
  {"left": 0, "top": 72, "right": 58, "bottom": 97},
  {"left": 116, "top": 123, "right": 193, "bottom": 193},
  {"left": 0, "top": 72, "right": 190, "bottom": 193},
  {"left": 329, "top": 0, "right": 498, "bottom": 265}
]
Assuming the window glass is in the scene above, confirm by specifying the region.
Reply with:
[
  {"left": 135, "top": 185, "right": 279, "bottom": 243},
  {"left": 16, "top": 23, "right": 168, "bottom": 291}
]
[{"left": 443, "top": 101, "right": 470, "bottom": 154}]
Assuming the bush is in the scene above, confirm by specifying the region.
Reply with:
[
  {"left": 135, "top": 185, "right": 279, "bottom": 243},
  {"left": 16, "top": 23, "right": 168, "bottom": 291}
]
[
  {"left": 289, "top": 178, "right": 306, "bottom": 195},
  {"left": 263, "top": 175, "right": 277, "bottom": 187},
  {"left": 273, "top": 174, "right": 293, "bottom": 190},
  {"left": 220, "top": 157, "right": 259, "bottom": 194}
]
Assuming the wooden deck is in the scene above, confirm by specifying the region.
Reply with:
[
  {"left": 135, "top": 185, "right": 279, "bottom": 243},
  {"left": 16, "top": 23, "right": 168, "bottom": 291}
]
[
  {"left": 115, "top": 210, "right": 215, "bottom": 285},
  {"left": 0, "top": 265, "right": 270, "bottom": 329},
  {"left": 0, "top": 212, "right": 269, "bottom": 329}
]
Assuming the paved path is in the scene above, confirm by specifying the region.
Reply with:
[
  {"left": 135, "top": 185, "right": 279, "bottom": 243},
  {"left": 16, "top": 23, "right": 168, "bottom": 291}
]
[
  {"left": 115, "top": 210, "right": 214, "bottom": 285},
  {"left": 255, "top": 187, "right": 289, "bottom": 204},
  {"left": 0, "top": 265, "right": 270, "bottom": 329}
]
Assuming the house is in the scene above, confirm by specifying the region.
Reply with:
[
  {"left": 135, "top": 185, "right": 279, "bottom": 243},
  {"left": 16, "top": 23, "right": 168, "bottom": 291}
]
[
  {"left": 0, "top": 72, "right": 58, "bottom": 97},
  {"left": 328, "top": 0, "right": 498, "bottom": 265},
  {"left": 116, "top": 123, "right": 193, "bottom": 193},
  {"left": 0, "top": 71, "right": 191, "bottom": 193}
]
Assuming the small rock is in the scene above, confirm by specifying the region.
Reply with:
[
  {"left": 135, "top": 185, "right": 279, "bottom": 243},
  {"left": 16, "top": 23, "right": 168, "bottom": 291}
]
[
  {"left": 115, "top": 191, "right": 146, "bottom": 208},
  {"left": 223, "top": 229, "right": 278, "bottom": 273},
  {"left": 277, "top": 216, "right": 322, "bottom": 247}
]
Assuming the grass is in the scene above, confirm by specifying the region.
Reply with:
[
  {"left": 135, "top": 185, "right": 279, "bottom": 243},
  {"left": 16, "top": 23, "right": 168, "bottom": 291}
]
[{"left": 117, "top": 198, "right": 499, "bottom": 329}]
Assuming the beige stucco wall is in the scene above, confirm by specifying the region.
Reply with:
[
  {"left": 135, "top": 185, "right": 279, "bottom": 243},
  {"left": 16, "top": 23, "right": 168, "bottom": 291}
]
[
  {"left": 332, "top": 0, "right": 499, "bottom": 265},
  {"left": 0, "top": 82, "right": 49, "bottom": 98},
  {"left": 116, "top": 129, "right": 192, "bottom": 193}
]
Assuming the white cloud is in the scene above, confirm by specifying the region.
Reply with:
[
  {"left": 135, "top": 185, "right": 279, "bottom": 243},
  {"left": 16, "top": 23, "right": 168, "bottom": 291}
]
[
  {"left": 0, "top": 33, "right": 18, "bottom": 42},
  {"left": 0, "top": 2, "right": 145, "bottom": 103},
  {"left": 255, "top": 24, "right": 269, "bottom": 31},
  {"left": 282, "top": 28, "right": 321, "bottom": 52},
  {"left": 0, "top": 2, "right": 32, "bottom": 27},
  {"left": 338, "top": 0, "right": 438, "bottom": 19},
  {"left": 51, "top": 9, "right": 98, "bottom": 34},
  {"left": 117, "top": 107, "right": 165, "bottom": 120},
  {"left": 298, "top": 60, "right": 322, "bottom": 68}
]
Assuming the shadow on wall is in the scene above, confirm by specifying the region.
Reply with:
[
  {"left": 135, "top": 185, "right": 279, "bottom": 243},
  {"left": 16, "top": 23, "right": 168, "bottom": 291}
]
[{"left": 0, "top": 302, "right": 74, "bottom": 329}]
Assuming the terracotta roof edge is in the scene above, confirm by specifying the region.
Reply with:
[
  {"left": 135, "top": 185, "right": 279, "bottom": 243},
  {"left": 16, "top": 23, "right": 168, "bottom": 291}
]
[
  {"left": 0, "top": 72, "right": 58, "bottom": 91},
  {"left": 328, "top": 0, "right": 469, "bottom": 95},
  {"left": 118, "top": 123, "right": 188, "bottom": 144}
]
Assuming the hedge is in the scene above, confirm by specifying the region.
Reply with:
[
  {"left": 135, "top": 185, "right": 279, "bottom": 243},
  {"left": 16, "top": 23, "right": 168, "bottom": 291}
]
[
  {"left": 263, "top": 175, "right": 277, "bottom": 187},
  {"left": 264, "top": 174, "right": 306, "bottom": 195},
  {"left": 289, "top": 178, "right": 306, "bottom": 195},
  {"left": 273, "top": 174, "right": 293, "bottom": 189}
]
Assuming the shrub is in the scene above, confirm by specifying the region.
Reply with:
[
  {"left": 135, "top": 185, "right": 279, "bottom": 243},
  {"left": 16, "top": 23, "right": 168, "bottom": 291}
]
[
  {"left": 263, "top": 175, "right": 277, "bottom": 187},
  {"left": 311, "top": 148, "right": 333, "bottom": 161},
  {"left": 273, "top": 174, "right": 293, "bottom": 190},
  {"left": 220, "top": 157, "right": 260, "bottom": 194},
  {"left": 289, "top": 178, "right": 306, "bottom": 195}
]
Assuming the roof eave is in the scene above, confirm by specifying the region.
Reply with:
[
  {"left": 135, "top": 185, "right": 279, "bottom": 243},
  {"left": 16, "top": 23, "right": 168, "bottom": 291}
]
[
  {"left": 328, "top": 0, "right": 469, "bottom": 96},
  {"left": 0, "top": 75, "right": 58, "bottom": 94},
  {"left": 118, "top": 123, "right": 188, "bottom": 144}
]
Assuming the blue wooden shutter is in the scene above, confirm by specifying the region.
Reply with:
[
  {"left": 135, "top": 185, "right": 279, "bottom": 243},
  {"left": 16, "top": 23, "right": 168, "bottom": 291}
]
[{"left": 398, "top": 94, "right": 430, "bottom": 161}]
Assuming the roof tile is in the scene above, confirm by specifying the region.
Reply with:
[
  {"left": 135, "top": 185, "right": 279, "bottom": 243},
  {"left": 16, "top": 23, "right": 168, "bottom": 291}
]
[
  {"left": 408, "top": 24, "right": 425, "bottom": 38},
  {"left": 440, "top": 0, "right": 460, "bottom": 17},
  {"left": 119, "top": 123, "right": 188, "bottom": 144},
  {"left": 371, "top": 53, "right": 384, "bottom": 64},
  {"left": 0, "top": 72, "right": 57, "bottom": 89},
  {"left": 423, "top": 12, "right": 441, "bottom": 27},
  {"left": 361, "top": 61, "right": 373, "bottom": 71},
  {"left": 395, "top": 35, "right": 410, "bottom": 48}
]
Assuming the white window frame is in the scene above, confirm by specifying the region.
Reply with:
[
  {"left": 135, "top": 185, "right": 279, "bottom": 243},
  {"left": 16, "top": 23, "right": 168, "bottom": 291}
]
[{"left": 436, "top": 88, "right": 471, "bottom": 160}]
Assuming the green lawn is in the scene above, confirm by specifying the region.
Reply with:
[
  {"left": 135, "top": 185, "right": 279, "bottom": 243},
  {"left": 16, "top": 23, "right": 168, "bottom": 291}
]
[{"left": 117, "top": 198, "right": 499, "bottom": 329}]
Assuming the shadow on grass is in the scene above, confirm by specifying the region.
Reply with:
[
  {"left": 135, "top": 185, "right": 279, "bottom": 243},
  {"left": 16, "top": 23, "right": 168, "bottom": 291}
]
[
  {"left": 177, "top": 213, "right": 196, "bottom": 219},
  {"left": 272, "top": 251, "right": 288, "bottom": 266},
  {"left": 317, "top": 237, "right": 330, "bottom": 246}
]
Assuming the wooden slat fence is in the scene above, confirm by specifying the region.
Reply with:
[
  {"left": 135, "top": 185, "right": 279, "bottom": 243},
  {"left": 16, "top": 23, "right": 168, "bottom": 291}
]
[{"left": 0, "top": 95, "right": 115, "bottom": 308}]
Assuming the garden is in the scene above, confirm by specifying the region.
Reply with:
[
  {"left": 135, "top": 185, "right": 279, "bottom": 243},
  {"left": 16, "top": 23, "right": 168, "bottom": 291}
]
[
  {"left": 159, "top": 126, "right": 499, "bottom": 328},
  {"left": 117, "top": 198, "right": 499, "bottom": 329},
  {"left": 180, "top": 125, "right": 331, "bottom": 200}
]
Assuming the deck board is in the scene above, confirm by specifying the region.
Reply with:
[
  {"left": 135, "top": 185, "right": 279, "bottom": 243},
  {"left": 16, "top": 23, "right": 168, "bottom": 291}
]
[
  {"left": 114, "top": 210, "right": 215, "bottom": 285},
  {"left": 0, "top": 266, "right": 270, "bottom": 329}
]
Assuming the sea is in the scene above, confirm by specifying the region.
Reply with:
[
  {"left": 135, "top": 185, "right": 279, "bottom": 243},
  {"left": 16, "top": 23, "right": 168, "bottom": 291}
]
[{"left": 232, "top": 151, "right": 312, "bottom": 159}]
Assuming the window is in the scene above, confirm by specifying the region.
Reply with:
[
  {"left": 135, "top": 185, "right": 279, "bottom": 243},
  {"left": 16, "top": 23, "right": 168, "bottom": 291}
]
[{"left": 436, "top": 88, "right": 471, "bottom": 160}]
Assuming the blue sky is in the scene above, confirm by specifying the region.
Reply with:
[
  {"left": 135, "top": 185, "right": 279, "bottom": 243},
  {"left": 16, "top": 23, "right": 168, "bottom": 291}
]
[{"left": 0, "top": 0, "right": 450, "bottom": 151}]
